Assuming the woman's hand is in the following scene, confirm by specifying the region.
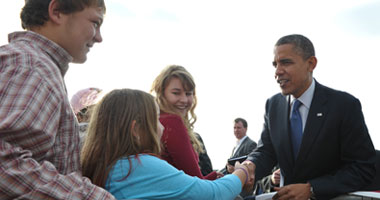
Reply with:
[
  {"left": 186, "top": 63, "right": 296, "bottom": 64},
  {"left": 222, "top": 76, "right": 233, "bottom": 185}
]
[{"left": 232, "top": 161, "right": 249, "bottom": 187}]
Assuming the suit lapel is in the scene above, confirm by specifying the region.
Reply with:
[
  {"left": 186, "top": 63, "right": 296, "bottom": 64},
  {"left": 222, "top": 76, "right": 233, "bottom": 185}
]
[
  {"left": 233, "top": 137, "right": 248, "bottom": 157},
  {"left": 296, "top": 82, "right": 328, "bottom": 164},
  {"left": 271, "top": 95, "right": 294, "bottom": 169}
]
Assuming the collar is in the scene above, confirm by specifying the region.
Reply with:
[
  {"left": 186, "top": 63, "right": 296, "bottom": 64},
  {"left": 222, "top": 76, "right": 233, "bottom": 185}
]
[
  {"left": 292, "top": 79, "right": 315, "bottom": 109},
  {"left": 8, "top": 31, "right": 73, "bottom": 77},
  {"left": 237, "top": 135, "right": 248, "bottom": 145}
]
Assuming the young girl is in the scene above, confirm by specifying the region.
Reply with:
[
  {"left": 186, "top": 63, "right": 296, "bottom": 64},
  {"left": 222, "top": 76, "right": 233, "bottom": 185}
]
[
  {"left": 151, "top": 65, "right": 219, "bottom": 180},
  {"left": 80, "top": 89, "right": 250, "bottom": 199}
]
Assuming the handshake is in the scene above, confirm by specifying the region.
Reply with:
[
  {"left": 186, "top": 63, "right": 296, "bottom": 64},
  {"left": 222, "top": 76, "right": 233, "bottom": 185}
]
[{"left": 228, "top": 156, "right": 256, "bottom": 192}]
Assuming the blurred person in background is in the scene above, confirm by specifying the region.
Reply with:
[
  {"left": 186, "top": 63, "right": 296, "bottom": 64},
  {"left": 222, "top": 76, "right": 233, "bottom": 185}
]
[
  {"left": 71, "top": 87, "right": 103, "bottom": 140},
  {"left": 221, "top": 118, "right": 257, "bottom": 175}
]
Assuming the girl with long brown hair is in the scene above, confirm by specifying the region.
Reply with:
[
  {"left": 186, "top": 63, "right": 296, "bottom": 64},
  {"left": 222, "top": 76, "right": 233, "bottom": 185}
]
[{"left": 151, "top": 65, "right": 220, "bottom": 180}]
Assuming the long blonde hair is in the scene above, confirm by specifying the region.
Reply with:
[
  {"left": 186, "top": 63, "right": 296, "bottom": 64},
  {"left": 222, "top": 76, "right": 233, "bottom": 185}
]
[
  {"left": 81, "top": 89, "right": 161, "bottom": 187},
  {"left": 151, "top": 65, "right": 203, "bottom": 153}
]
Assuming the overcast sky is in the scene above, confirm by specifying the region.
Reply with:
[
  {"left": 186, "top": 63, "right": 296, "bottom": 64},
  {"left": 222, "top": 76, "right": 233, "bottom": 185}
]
[{"left": 1, "top": 0, "right": 379, "bottom": 169}]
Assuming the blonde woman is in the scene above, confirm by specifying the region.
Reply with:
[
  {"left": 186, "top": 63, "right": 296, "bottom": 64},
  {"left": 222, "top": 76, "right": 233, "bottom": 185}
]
[
  {"left": 151, "top": 65, "right": 220, "bottom": 180},
  {"left": 80, "top": 89, "right": 251, "bottom": 199}
]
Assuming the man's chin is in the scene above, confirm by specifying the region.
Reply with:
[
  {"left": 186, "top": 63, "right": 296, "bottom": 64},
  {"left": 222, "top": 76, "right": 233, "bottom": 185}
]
[
  {"left": 280, "top": 89, "right": 290, "bottom": 96},
  {"left": 72, "top": 56, "right": 87, "bottom": 64}
]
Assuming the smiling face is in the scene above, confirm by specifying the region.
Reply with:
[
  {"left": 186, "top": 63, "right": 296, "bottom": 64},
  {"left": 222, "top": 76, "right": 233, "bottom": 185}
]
[
  {"left": 163, "top": 77, "right": 194, "bottom": 117},
  {"left": 273, "top": 44, "right": 317, "bottom": 98},
  {"left": 60, "top": 6, "right": 104, "bottom": 63}
]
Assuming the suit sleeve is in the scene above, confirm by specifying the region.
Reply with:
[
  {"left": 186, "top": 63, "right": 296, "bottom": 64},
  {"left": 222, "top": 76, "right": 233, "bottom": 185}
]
[
  {"left": 160, "top": 115, "right": 216, "bottom": 180},
  {"left": 247, "top": 99, "right": 278, "bottom": 180}
]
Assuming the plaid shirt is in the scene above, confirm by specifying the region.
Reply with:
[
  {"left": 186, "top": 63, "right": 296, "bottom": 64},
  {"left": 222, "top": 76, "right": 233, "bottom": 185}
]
[{"left": 0, "top": 31, "right": 114, "bottom": 199}]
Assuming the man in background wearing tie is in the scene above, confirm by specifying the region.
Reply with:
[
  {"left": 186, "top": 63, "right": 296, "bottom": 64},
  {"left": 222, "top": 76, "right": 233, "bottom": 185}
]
[
  {"left": 243, "top": 34, "right": 376, "bottom": 200},
  {"left": 221, "top": 118, "right": 257, "bottom": 175}
]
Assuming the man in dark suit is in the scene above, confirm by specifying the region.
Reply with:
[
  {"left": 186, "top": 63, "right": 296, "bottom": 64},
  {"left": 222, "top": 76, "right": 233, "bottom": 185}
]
[
  {"left": 221, "top": 118, "right": 257, "bottom": 175},
  {"left": 243, "top": 34, "right": 376, "bottom": 200}
]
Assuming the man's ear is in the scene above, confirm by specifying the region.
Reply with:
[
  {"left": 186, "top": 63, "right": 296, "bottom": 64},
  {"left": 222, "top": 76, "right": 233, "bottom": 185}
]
[
  {"left": 48, "top": 0, "right": 65, "bottom": 24},
  {"left": 307, "top": 56, "right": 317, "bottom": 72}
]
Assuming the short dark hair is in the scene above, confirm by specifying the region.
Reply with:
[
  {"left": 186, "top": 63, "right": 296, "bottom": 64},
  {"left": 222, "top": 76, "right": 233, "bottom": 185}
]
[
  {"left": 275, "top": 34, "right": 315, "bottom": 60},
  {"left": 20, "top": 0, "right": 106, "bottom": 29},
  {"left": 234, "top": 118, "right": 247, "bottom": 128}
]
